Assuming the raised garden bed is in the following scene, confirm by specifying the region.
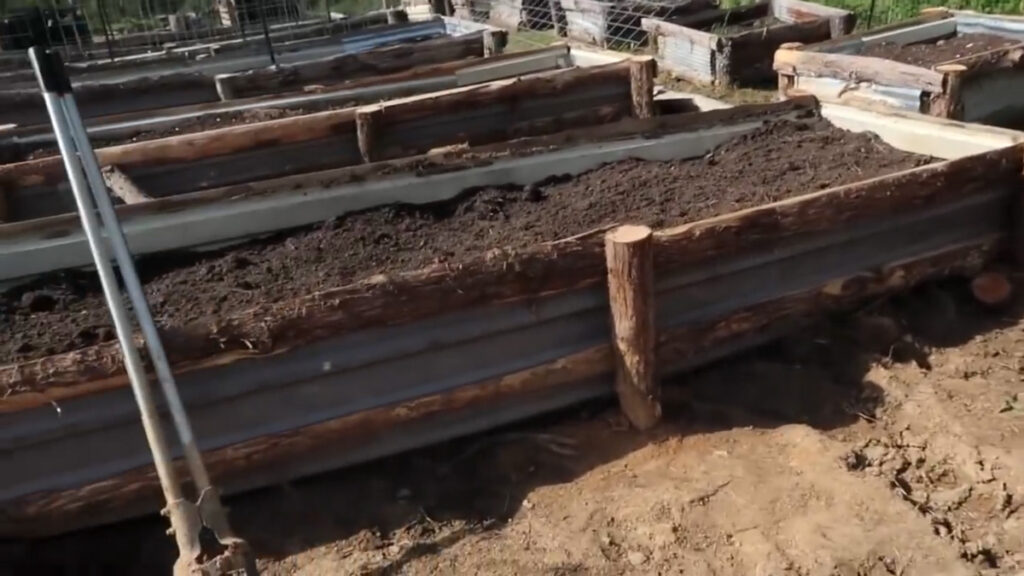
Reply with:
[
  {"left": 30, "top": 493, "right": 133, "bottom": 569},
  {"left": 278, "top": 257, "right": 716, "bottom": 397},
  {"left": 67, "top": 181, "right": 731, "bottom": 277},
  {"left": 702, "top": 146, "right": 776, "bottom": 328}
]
[
  {"left": 560, "top": 0, "right": 713, "bottom": 48},
  {"left": 643, "top": 0, "right": 855, "bottom": 87},
  {"left": 0, "top": 44, "right": 569, "bottom": 166},
  {"left": 2, "top": 97, "right": 1022, "bottom": 536},
  {"left": 0, "top": 58, "right": 651, "bottom": 227},
  {"left": 775, "top": 8, "right": 1024, "bottom": 126},
  {"left": 0, "top": 25, "right": 498, "bottom": 128}
]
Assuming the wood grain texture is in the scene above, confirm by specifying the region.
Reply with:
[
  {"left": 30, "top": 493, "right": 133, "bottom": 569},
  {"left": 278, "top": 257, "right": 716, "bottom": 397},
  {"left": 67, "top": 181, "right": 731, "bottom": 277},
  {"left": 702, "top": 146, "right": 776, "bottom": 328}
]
[
  {"left": 353, "top": 62, "right": 636, "bottom": 161},
  {"left": 605, "top": 225, "right": 661, "bottom": 429},
  {"left": 0, "top": 106, "right": 359, "bottom": 189},
  {"left": 773, "top": 48, "right": 946, "bottom": 92},
  {"left": 629, "top": 58, "right": 657, "bottom": 119}
]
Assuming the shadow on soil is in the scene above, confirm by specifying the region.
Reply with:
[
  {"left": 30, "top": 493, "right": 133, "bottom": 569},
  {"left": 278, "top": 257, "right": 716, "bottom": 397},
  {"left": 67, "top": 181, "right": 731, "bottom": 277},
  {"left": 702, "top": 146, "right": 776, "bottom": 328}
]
[{"left": 3, "top": 276, "right": 1022, "bottom": 576}]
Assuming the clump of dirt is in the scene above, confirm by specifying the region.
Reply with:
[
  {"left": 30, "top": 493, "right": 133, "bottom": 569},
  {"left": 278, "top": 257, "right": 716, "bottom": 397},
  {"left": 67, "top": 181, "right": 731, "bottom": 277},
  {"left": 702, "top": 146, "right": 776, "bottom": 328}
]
[
  {"left": 860, "top": 33, "right": 1022, "bottom": 67},
  {"left": 0, "top": 118, "right": 933, "bottom": 365}
]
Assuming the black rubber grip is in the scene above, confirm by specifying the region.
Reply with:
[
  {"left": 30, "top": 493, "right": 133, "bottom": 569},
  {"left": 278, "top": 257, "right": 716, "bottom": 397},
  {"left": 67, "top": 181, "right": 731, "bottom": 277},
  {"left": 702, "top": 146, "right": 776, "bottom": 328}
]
[{"left": 28, "top": 46, "right": 72, "bottom": 94}]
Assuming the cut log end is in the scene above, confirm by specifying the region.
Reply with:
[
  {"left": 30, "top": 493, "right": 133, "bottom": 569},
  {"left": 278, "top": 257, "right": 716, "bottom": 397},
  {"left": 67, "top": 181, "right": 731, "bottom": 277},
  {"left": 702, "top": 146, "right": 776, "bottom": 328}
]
[
  {"left": 971, "top": 272, "right": 1013, "bottom": 308},
  {"left": 935, "top": 64, "right": 968, "bottom": 75},
  {"left": 606, "top": 224, "right": 653, "bottom": 245}
]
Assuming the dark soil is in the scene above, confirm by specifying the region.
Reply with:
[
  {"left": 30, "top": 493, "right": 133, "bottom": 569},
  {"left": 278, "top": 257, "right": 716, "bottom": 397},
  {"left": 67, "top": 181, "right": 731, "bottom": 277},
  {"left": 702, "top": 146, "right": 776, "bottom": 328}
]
[
  {"left": 711, "top": 15, "right": 785, "bottom": 35},
  {"left": 22, "top": 104, "right": 350, "bottom": 161},
  {"left": 0, "top": 118, "right": 933, "bottom": 365},
  {"left": 860, "top": 33, "right": 1022, "bottom": 68}
]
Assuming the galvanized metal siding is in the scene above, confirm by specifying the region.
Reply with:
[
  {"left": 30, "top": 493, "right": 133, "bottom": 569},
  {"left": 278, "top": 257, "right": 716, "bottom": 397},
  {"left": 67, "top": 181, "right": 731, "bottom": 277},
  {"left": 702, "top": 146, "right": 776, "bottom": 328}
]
[
  {"left": 791, "top": 76, "right": 924, "bottom": 114},
  {"left": 655, "top": 34, "right": 714, "bottom": 84},
  {"left": 954, "top": 12, "right": 1024, "bottom": 39},
  {"left": 960, "top": 71, "right": 1024, "bottom": 124},
  {"left": 562, "top": 0, "right": 608, "bottom": 45},
  {"left": 336, "top": 19, "right": 447, "bottom": 53}
]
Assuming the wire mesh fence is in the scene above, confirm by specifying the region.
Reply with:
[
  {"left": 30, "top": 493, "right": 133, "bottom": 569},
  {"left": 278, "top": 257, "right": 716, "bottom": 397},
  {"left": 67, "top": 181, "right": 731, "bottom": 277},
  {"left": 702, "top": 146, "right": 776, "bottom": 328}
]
[
  {"left": 0, "top": 0, "right": 400, "bottom": 62},
  {"left": 439, "top": 0, "right": 1024, "bottom": 53},
  {"left": 5, "top": 0, "right": 1024, "bottom": 69}
]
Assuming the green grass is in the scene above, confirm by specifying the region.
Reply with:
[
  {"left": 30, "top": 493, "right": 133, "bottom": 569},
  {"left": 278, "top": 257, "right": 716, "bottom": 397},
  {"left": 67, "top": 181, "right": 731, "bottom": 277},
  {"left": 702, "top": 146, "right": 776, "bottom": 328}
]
[{"left": 505, "top": 29, "right": 560, "bottom": 52}]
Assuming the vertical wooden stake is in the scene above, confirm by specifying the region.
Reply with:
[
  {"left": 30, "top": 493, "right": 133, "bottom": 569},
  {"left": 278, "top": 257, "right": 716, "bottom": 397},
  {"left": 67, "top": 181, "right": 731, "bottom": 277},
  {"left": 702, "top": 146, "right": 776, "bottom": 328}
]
[
  {"left": 777, "top": 43, "right": 802, "bottom": 99},
  {"left": 355, "top": 106, "right": 383, "bottom": 164},
  {"left": 1014, "top": 149, "right": 1024, "bottom": 266},
  {"left": 548, "top": 0, "right": 564, "bottom": 37},
  {"left": 629, "top": 57, "right": 656, "bottom": 119},
  {"left": 482, "top": 30, "right": 497, "bottom": 57},
  {"left": 935, "top": 63, "right": 967, "bottom": 120},
  {"left": 919, "top": 6, "right": 952, "bottom": 18},
  {"left": 605, "top": 224, "right": 661, "bottom": 430}
]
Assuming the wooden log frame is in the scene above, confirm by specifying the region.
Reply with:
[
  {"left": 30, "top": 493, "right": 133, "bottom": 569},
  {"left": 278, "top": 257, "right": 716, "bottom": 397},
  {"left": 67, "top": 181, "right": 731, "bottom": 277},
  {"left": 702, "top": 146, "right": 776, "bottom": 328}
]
[
  {"left": 2, "top": 142, "right": 1018, "bottom": 534},
  {"left": 213, "top": 30, "right": 508, "bottom": 100},
  {"left": 774, "top": 11, "right": 1024, "bottom": 121},
  {"left": 0, "top": 124, "right": 1019, "bottom": 413},
  {"left": 642, "top": 0, "right": 855, "bottom": 87},
  {"left": 0, "top": 59, "right": 638, "bottom": 201},
  {"left": 1, "top": 44, "right": 570, "bottom": 142}
]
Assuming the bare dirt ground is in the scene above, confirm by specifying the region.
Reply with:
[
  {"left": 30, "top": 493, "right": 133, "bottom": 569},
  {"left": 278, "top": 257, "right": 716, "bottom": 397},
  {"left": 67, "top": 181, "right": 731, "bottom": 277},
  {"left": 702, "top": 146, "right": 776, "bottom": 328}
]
[{"left": 5, "top": 275, "right": 1024, "bottom": 576}]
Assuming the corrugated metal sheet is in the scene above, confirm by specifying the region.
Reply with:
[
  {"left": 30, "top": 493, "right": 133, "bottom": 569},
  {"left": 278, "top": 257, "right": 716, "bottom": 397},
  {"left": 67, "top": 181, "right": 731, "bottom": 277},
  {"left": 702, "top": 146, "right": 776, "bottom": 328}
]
[
  {"left": 564, "top": 6, "right": 607, "bottom": 46},
  {"left": 441, "top": 15, "right": 500, "bottom": 35},
  {"left": 656, "top": 34, "right": 714, "bottom": 84},
  {"left": 336, "top": 19, "right": 447, "bottom": 53},
  {"left": 960, "top": 71, "right": 1024, "bottom": 124},
  {"left": 792, "top": 76, "right": 923, "bottom": 113},
  {"left": 954, "top": 11, "right": 1024, "bottom": 39}
]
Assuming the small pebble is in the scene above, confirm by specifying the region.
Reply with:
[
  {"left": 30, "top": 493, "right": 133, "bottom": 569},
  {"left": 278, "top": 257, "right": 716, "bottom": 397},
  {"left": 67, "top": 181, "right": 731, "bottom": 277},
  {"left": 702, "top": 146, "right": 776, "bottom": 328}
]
[{"left": 627, "top": 550, "right": 648, "bottom": 566}]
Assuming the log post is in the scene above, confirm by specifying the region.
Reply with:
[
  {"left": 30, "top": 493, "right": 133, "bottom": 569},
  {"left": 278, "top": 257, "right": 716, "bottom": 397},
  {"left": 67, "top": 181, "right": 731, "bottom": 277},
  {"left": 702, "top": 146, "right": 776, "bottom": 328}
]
[
  {"left": 629, "top": 57, "right": 656, "bottom": 119},
  {"left": 548, "top": 0, "right": 564, "bottom": 37},
  {"left": 101, "top": 165, "right": 153, "bottom": 204},
  {"left": 483, "top": 30, "right": 497, "bottom": 57},
  {"left": 605, "top": 224, "right": 661, "bottom": 430},
  {"left": 934, "top": 64, "right": 967, "bottom": 120},
  {"left": 1015, "top": 149, "right": 1024, "bottom": 266},
  {"left": 355, "top": 106, "right": 383, "bottom": 164},
  {"left": 777, "top": 42, "right": 802, "bottom": 98},
  {"left": 214, "top": 73, "right": 236, "bottom": 101},
  {"left": 919, "top": 6, "right": 952, "bottom": 18}
]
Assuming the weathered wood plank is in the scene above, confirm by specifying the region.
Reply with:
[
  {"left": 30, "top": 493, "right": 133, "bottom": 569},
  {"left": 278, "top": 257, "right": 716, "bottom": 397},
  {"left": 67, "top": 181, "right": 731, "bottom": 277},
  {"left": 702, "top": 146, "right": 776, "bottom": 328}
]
[
  {"left": 101, "top": 166, "right": 153, "bottom": 204},
  {"left": 0, "top": 107, "right": 360, "bottom": 189},
  {"left": 773, "top": 48, "right": 946, "bottom": 92}
]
